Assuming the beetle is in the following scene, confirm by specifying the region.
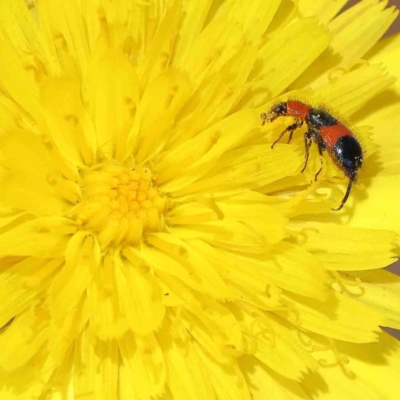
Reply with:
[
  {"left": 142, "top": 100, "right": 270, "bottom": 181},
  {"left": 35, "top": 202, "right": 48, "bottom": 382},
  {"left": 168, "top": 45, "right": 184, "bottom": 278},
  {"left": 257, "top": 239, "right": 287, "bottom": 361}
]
[{"left": 261, "top": 100, "right": 363, "bottom": 211}]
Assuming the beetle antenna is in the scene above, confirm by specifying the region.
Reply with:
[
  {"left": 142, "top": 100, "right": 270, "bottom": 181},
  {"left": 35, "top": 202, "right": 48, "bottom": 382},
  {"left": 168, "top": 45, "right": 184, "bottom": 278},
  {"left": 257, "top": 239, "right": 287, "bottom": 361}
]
[{"left": 332, "top": 178, "right": 354, "bottom": 211}]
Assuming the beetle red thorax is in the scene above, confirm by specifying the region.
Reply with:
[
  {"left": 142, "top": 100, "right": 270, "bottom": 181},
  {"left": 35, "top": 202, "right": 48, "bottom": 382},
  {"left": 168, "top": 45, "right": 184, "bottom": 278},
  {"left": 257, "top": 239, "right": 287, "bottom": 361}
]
[{"left": 286, "top": 100, "right": 311, "bottom": 121}]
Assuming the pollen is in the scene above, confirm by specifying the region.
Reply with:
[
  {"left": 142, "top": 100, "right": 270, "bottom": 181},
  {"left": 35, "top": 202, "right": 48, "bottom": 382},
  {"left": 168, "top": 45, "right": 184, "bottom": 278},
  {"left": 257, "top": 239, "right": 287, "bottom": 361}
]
[{"left": 72, "top": 163, "right": 167, "bottom": 248}]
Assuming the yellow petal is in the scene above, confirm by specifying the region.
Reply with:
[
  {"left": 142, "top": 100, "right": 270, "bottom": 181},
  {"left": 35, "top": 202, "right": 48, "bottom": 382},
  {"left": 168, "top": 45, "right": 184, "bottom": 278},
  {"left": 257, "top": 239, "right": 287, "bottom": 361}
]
[
  {"left": 367, "top": 31, "right": 400, "bottom": 81},
  {"left": 114, "top": 253, "right": 165, "bottom": 335},
  {"left": 233, "top": 307, "right": 317, "bottom": 381},
  {"left": 158, "top": 110, "right": 260, "bottom": 193},
  {"left": 0, "top": 304, "right": 48, "bottom": 371},
  {"left": 0, "top": 0, "right": 59, "bottom": 79},
  {"left": 81, "top": 0, "right": 145, "bottom": 53},
  {"left": 345, "top": 175, "right": 400, "bottom": 235},
  {"left": 219, "top": 280, "right": 283, "bottom": 312},
  {"left": 169, "top": 144, "right": 303, "bottom": 196},
  {"left": 130, "top": 70, "right": 191, "bottom": 163},
  {"left": 119, "top": 362, "right": 135, "bottom": 400},
  {"left": 0, "top": 92, "right": 26, "bottom": 134},
  {"left": 147, "top": 233, "right": 231, "bottom": 299},
  {"left": 38, "top": 0, "right": 89, "bottom": 73},
  {"left": 265, "top": 242, "right": 329, "bottom": 299},
  {"left": 240, "top": 355, "right": 310, "bottom": 400},
  {"left": 180, "top": 18, "right": 252, "bottom": 90},
  {"left": 281, "top": 291, "right": 386, "bottom": 343},
  {"left": 185, "top": 44, "right": 257, "bottom": 127},
  {"left": 189, "top": 240, "right": 281, "bottom": 304},
  {"left": 41, "top": 75, "right": 97, "bottom": 167},
  {"left": 181, "top": 296, "right": 243, "bottom": 364},
  {"left": 328, "top": 0, "right": 398, "bottom": 66},
  {"left": 301, "top": 223, "right": 397, "bottom": 270},
  {"left": 298, "top": 0, "right": 347, "bottom": 23},
  {"left": 73, "top": 329, "right": 119, "bottom": 400},
  {"left": 130, "top": 244, "right": 202, "bottom": 293},
  {"left": 0, "top": 257, "right": 61, "bottom": 327},
  {"left": 315, "top": 64, "right": 395, "bottom": 116},
  {"left": 191, "top": 239, "right": 328, "bottom": 300},
  {"left": 354, "top": 33, "right": 400, "bottom": 176},
  {"left": 136, "top": 1, "right": 183, "bottom": 86},
  {"left": 0, "top": 169, "right": 66, "bottom": 218},
  {"left": 0, "top": 0, "right": 46, "bottom": 61},
  {"left": 344, "top": 269, "right": 400, "bottom": 329},
  {"left": 170, "top": 0, "right": 213, "bottom": 66},
  {"left": 0, "top": 217, "right": 74, "bottom": 257},
  {"left": 41, "top": 348, "right": 74, "bottom": 399},
  {"left": 45, "top": 292, "right": 90, "bottom": 377},
  {"left": 293, "top": 1, "right": 398, "bottom": 88},
  {"left": 240, "top": 17, "right": 330, "bottom": 108},
  {"left": 332, "top": 36, "right": 400, "bottom": 225},
  {"left": 195, "top": 341, "right": 252, "bottom": 400},
  {"left": 119, "top": 332, "right": 166, "bottom": 400},
  {"left": 84, "top": 49, "right": 141, "bottom": 161},
  {"left": 0, "top": 347, "right": 47, "bottom": 400},
  {"left": 302, "top": 332, "right": 400, "bottom": 400},
  {"left": 0, "top": 23, "right": 43, "bottom": 126},
  {"left": 157, "top": 272, "right": 204, "bottom": 309},
  {"left": 72, "top": 328, "right": 96, "bottom": 399},
  {"left": 209, "top": 0, "right": 281, "bottom": 44},
  {"left": 157, "top": 320, "right": 216, "bottom": 400},
  {"left": 336, "top": 332, "right": 400, "bottom": 399},
  {"left": 171, "top": 199, "right": 287, "bottom": 255},
  {"left": 354, "top": 93, "right": 400, "bottom": 176},
  {"left": 0, "top": 129, "right": 70, "bottom": 216},
  {"left": 50, "top": 232, "right": 100, "bottom": 320},
  {"left": 87, "top": 256, "right": 129, "bottom": 340}
]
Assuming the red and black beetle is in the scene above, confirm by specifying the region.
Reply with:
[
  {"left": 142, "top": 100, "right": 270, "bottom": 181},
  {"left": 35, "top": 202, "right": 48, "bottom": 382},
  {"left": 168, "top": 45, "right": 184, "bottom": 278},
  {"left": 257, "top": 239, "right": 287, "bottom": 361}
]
[{"left": 261, "top": 100, "right": 363, "bottom": 211}]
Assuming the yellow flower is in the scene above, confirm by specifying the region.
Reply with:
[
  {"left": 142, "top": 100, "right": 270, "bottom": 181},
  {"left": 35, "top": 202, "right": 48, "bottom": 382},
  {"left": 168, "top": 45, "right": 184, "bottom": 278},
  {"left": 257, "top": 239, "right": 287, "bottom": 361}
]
[{"left": 0, "top": 0, "right": 400, "bottom": 399}]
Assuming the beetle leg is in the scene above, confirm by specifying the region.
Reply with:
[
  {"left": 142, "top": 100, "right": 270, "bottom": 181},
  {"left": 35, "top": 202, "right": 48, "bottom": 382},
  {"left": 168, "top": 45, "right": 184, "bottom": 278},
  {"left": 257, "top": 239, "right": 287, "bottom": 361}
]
[
  {"left": 287, "top": 120, "right": 303, "bottom": 144},
  {"left": 271, "top": 119, "right": 303, "bottom": 149},
  {"left": 314, "top": 157, "right": 323, "bottom": 181},
  {"left": 301, "top": 133, "right": 312, "bottom": 173},
  {"left": 317, "top": 137, "right": 326, "bottom": 156},
  {"left": 332, "top": 177, "right": 354, "bottom": 211},
  {"left": 311, "top": 138, "right": 328, "bottom": 180}
]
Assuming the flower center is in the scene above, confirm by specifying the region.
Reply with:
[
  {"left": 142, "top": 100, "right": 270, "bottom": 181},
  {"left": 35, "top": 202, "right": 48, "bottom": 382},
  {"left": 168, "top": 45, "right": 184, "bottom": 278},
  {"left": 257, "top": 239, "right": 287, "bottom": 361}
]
[{"left": 74, "top": 163, "right": 166, "bottom": 248}]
